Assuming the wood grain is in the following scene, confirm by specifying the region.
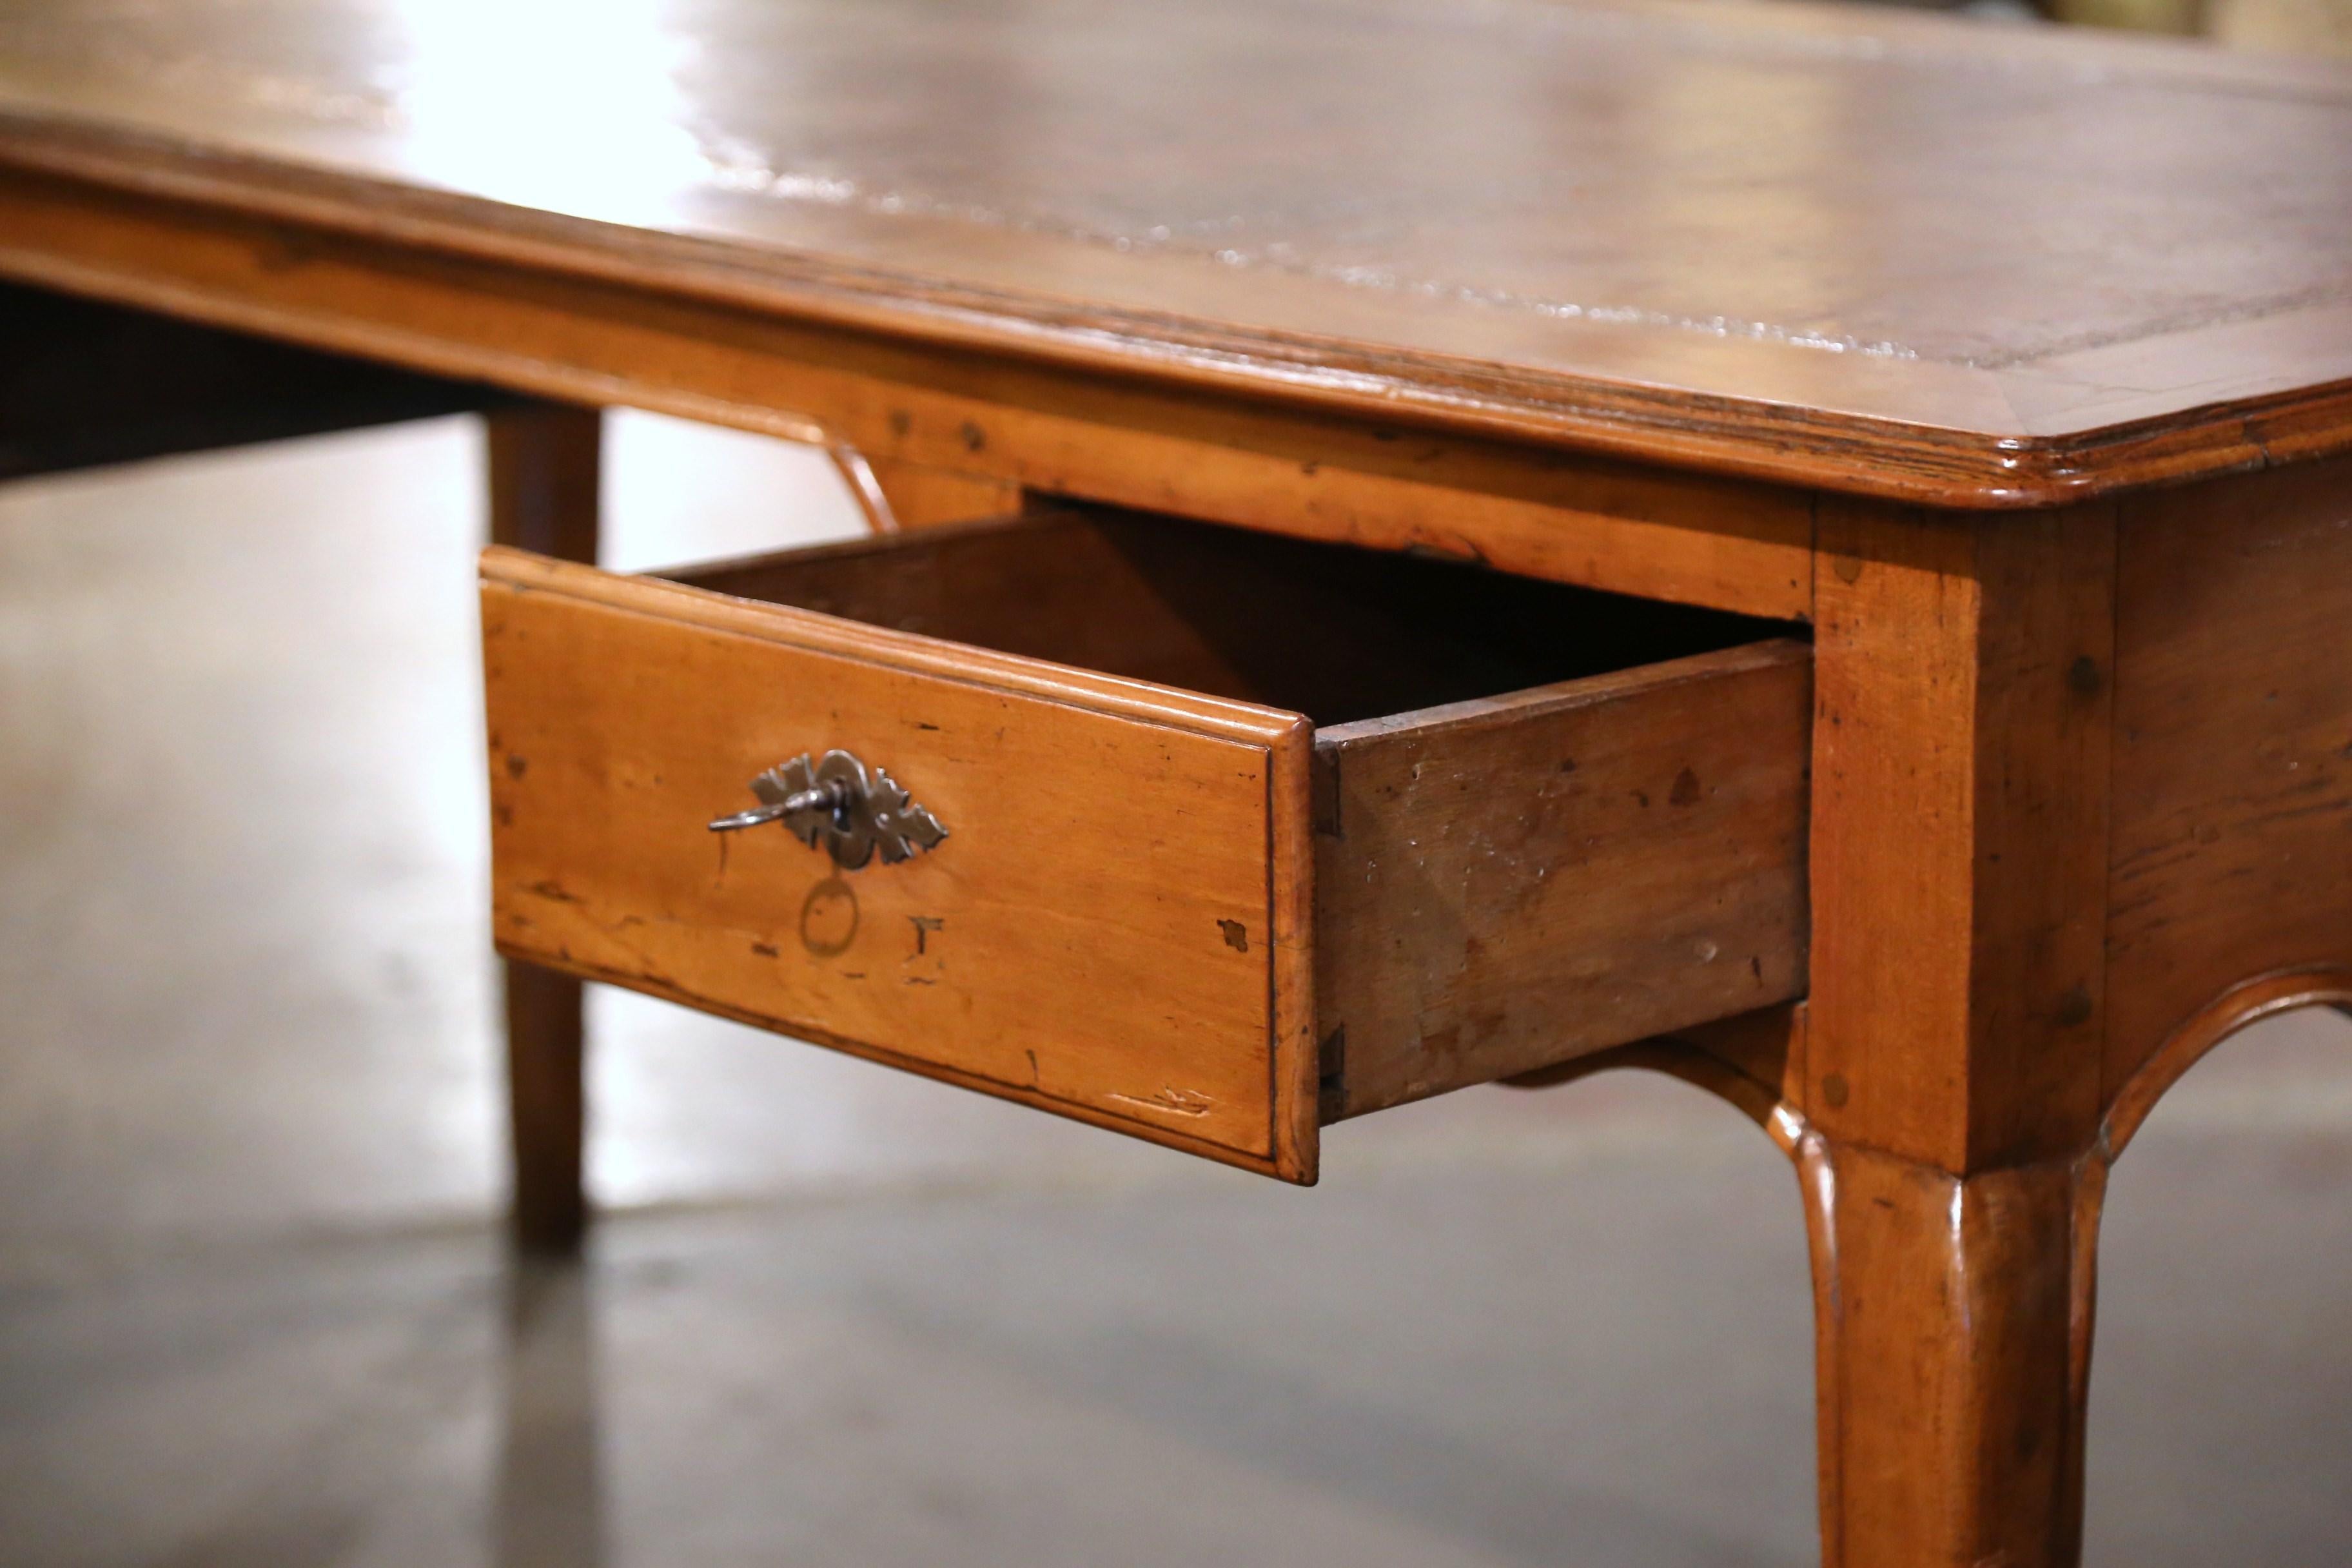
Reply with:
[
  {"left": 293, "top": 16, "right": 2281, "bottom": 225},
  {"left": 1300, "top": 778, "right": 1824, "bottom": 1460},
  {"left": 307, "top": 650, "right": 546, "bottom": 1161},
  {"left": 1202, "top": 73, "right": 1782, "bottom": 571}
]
[
  {"left": 676, "top": 508, "right": 1807, "bottom": 1122},
  {"left": 2, "top": 0, "right": 2349, "bottom": 505},
  {"left": 1801, "top": 499, "right": 2116, "bottom": 1566},
  {"left": 1510, "top": 994, "right": 2110, "bottom": 1568},
  {"left": 1315, "top": 641, "right": 1812, "bottom": 1119},
  {"left": 1790, "top": 1123, "right": 2096, "bottom": 1568},
  {"left": 857, "top": 453, "right": 1024, "bottom": 533},
  {"left": 485, "top": 402, "right": 600, "bottom": 564},
  {"left": 482, "top": 546, "right": 1319, "bottom": 1182},
  {"left": 1807, "top": 498, "right": 2115, "bottom": 1173},
  {"left": 671, "top": 507, "right": 1786, "bottom": 727},
  {"left": 1498, "top": 1001, "right": 1808, "bottom": 1131},
  {"left": 491, "top": 509, "right": 1804, "bottom": 1172},
  {"left": 9, "top": 4, "right": 2345, "bottom": 1553},
  {"left": 0, "top": 164, "right": 1815, "bottom": 618},
  {"left": 2104, "top": 454, "right": 2352, "bottom": 1102}
]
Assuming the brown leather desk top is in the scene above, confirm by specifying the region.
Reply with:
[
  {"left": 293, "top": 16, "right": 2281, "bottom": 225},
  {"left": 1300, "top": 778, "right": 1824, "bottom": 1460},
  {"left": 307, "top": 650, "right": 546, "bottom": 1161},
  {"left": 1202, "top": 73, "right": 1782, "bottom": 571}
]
[{"left": 1, "top": 0, "right": 2349, "bottom": 505}]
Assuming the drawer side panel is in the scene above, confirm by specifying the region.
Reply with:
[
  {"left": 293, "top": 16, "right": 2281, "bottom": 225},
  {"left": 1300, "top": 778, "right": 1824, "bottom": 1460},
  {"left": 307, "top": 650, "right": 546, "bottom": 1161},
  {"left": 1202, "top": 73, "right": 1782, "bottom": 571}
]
[{"left": 1316, "top": 639, "right": 1812, "bottom": 1119}]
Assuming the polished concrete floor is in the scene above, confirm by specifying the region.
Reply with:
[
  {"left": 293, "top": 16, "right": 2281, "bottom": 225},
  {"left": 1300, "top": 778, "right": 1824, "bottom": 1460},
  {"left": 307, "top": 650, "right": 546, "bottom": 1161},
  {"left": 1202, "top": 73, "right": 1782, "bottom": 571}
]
[{"left": 1, "top": 415, "right": 2347, "bottom": 1567}]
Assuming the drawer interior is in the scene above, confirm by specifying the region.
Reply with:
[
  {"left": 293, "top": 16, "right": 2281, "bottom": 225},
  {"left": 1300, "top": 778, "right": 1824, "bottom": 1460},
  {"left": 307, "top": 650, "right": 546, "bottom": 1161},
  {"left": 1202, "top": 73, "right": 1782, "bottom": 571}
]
[
  {"left": 668, "top": 506, "right": 1794, "bottom": 727},
  {"left": 492, "top": 503, "right": 1811, "bottom": 1182}
]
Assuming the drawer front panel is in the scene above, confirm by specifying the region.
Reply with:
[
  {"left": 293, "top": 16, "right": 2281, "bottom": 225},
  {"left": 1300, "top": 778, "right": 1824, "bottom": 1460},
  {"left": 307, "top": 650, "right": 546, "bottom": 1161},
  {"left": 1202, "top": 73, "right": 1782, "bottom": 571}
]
[{"left": 482, "top": 549, "right": 1317, "bottom": 1181}]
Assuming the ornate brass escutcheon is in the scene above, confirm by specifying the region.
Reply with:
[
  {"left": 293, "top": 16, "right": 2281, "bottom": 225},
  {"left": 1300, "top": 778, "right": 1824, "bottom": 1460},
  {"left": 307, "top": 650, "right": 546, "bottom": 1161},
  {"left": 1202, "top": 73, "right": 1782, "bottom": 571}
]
[{"left": 707, "top": 749, "right": 948, "bottom": 870}]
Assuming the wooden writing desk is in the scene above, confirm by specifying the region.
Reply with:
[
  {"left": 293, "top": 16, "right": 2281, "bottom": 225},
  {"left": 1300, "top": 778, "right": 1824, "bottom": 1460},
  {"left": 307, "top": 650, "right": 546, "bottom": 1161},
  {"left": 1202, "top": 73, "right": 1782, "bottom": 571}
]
[{"left": 4, "top": 1, "right": 2349, "bottom": 1562}]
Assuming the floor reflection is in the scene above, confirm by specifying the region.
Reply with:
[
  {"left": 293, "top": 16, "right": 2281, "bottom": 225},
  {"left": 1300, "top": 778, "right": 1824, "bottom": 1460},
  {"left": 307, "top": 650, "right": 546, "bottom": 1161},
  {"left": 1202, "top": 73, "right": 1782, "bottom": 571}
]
[
  {"left": 496, "top": 1255, "right": 606, "bottom": 1568},
  {"left": 2, "top": 418, "right": 2347, "bottom": 1566}
]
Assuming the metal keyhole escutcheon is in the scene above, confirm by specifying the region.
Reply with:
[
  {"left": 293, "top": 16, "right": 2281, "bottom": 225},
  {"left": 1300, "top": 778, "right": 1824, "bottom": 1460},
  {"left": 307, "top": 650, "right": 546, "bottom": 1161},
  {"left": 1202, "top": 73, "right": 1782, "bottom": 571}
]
[{"left": 708, "top": 749, "right": 948, "bottom": 871}]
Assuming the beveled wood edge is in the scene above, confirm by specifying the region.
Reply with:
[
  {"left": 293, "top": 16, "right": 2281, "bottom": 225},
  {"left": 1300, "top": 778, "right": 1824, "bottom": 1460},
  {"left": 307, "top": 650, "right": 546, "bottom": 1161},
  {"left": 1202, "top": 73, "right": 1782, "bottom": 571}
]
[
  {"left": 1499, "top": 1002, "right": 1808, "bottom": 1136},
  {"left": 480, "top": 544, "right": 1310, "bottom": 749},
  {"left": 0, "top": 142, "right": 1823, "bottom": 626},
  {"left": 1313, "top": 636, "right": 1814, "bottom": 754},
  {"left": 6, "top": 112, "right": 2349, "bottom": 509},
  {"left": 482, "top": 544, "right": 1322, "bottom": 1181},
  {"left": 2098, "top": 965, "right": 2352, "bottom": 1161},
  {"left": 1266, "top": 709, "right": 1319, "bottom": 1182},
  {"left": 1505, "top": 965, "right": 2352, "bottom": 1184},
  {"left": 1500, "top": 1035, "right": 1790, "bottom": 1133},
  {"left": 491, "top": 936, "right": 1308, "bottom": 1182},
  {"left": 1502, "top": 971, "right": 2352, "bottom": 1180}
]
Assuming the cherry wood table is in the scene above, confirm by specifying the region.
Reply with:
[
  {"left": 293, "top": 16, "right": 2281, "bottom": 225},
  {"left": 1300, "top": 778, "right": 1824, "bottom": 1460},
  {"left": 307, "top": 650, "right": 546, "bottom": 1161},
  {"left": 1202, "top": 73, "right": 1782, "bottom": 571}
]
[{"left": 5, "top": 2, "right": 2349, "bottom": 1562}]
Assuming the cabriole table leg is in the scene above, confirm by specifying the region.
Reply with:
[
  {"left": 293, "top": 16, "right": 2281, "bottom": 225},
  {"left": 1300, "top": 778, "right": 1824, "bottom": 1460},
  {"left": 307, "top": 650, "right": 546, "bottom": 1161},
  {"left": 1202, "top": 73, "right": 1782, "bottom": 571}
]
[
  {"left": 1803, "top": 496, "right": 2118, "bottom": 1566},
  {"left": 1790, "top": 1120, "right": 2101, "bottom": 1567}
]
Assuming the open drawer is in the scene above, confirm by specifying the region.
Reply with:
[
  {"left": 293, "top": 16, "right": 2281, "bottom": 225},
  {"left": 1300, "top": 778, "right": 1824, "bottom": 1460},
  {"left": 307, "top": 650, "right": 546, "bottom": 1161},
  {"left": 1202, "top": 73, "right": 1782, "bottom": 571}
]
[{"left": 481, "top": 506, "right": 1810, "bottom": 1183}]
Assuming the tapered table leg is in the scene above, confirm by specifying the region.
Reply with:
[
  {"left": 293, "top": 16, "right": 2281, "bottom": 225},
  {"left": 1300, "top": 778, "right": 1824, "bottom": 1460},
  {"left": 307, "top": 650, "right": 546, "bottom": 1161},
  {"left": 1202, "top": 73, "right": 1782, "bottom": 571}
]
[
  {"left": 502, "top": 959, "right": 589, "bottom": 1253},
  {"left": 485, "top": 402, "right": 602, "bottom": 1253}
]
